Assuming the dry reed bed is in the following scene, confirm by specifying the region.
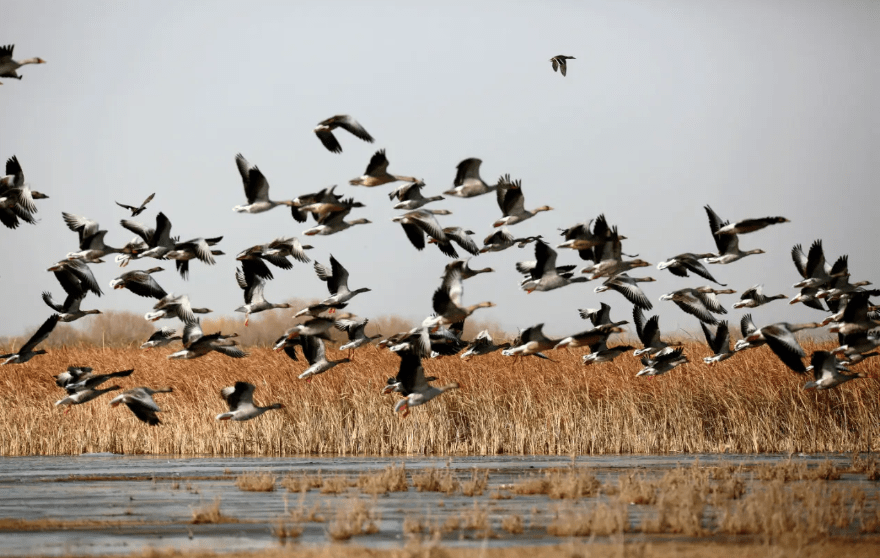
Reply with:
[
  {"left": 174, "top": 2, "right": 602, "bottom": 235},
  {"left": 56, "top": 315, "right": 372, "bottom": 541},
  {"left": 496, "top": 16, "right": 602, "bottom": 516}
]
[{"left": 0, "top": 340, "right": 876, "bottom": 456}]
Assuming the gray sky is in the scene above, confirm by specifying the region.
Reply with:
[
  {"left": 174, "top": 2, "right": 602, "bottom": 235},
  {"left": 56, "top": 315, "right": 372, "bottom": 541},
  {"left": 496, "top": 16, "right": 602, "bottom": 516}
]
[{"left": 2, "top": 0, "right": 879, "bottom": 341}]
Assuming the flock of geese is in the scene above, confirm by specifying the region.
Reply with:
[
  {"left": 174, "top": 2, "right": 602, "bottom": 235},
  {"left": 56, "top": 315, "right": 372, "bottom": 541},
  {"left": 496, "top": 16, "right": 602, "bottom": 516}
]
[{"left": 2, "top": 46, "right": 876, "bottom": 427}]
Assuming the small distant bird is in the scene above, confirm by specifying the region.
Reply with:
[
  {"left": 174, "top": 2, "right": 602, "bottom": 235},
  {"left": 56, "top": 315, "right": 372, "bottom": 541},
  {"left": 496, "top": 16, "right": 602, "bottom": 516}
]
[
  {"left": 0, "top": 45, "right": 46, "bottom": 80},
  {"left": 110, "top": 387, "right": 173, "bottom": 426},
  {"left": 116, "top": 193, "right": 156, "bottom": 217},
  {"left": 216, "top": 382, "right": 284, "bottom": 421},
  {"left": 549, "top": 55, "right": 575, "bottom": 76},
  {"left": 1, "top": 314, "right": 59, "bottom": 365},
  {"left": 314, "top": 115, "right": 374, "bottom": 154}
]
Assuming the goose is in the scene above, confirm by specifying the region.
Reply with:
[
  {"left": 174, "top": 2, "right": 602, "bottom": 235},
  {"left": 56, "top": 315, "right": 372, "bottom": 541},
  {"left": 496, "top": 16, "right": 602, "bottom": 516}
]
[
  {"left": 443, "top": 259, "right": 494, "bottom": 281},
  {"left": 140, "top": 327, "right": 182, "bottom": 349},
  {"left": 632, "top": 307, "right": 681, "bottom": 357},
  {"left": 62, "top": 213, "right": 123, "bottom": 262},
  {"left": 110, "top": 387, "right": 173, "bottom": 426},
  {"left": 700, "top": 321, "right": 734, "bottom": 364},
  {"left": 480, "top": 228, "right": 540, "bottom": 253},
  {"left": 116, "top": 193, "right": 155, "bottom": 217},
  {"left": 391, "top": 351, "right": 458, "bottom": 417},
  {"left": 167, "top": 320, "right": 246, "bottom": 360},
  {"left": 428, "top": 268, "right": 495, "bottom": 329},
  {"left": 216, "top": 382, "right": 284, "bottom": 421},
  {"left": 290, "top": 185, "right": 345, "bottom": 223},
  {"left": 284, "top": 315, "right": 345, "bottom": 340},
  {"left": 549, "top": 55, "right": 575, "bottom": 76},
  {"left": 41, "top": 287, "right": 100, "bottom": 323},
  {"left": 443, "top": 159, "right": 506, "bottom": 198},
  {"left": 57, "top": 368, "right": 134, "bottom": 393},
  {"left": 293, "top": 302, "right": 349, "bottom": 319},
  {"left": 803, "top": 351, "right": 867, "bottom": 390},
  {"left": 335, "top": 317, "right": 382, "bottom": 359},
  {"left": 298, "top": 334, "right": 350, "bottom": 380},
  {"left": 815, "top": 256, "right": 872, "bottom": 300},
  {"left": 501, "top": 324, "right": 559, "bottom": 357},
  {"left": 1, "top": 314, "right": 58, "bottom": 365},
  {"left": 714, "top": 215, "right": 789, "bottom": 236},
  {"left": 519, "top": 240, "right": 588, "bottom": 293},
  {"left": 577, "top": 308, "right": 634, "bottom": 365},
  {"left": 658, "top": 286, "right": 735, "bottom": 325},
  {"left": 744, "top": 322, "right": 823, "bottom": 373},
  {"left": 118, "top": 212, "right": 175, "bottom": 265},
  {"left": 656, "top": 253, "right": 726, "bottom": 285},
  {"left": 232, "top": 153, "right": 295, "bottom": 213},
  {"left": 428, "top": 323, "right": 468, "bottom": 358},
  {"left": 426, "top": 227, "right": 480, "bottom": 258},
  {"left": 313, "top": 255, "right": 371, "bottom": 307},
  {"left": 703, "top": 205, "right": 765, "bottom": 264},
  {"left": 235, "top": 261, "right": 290, "bottom": 326},
  {"left": 831, "top": 330, "right": 880, "bottom": 362},
  {"left": 557, "top": 216, "right": 615, "bottom": 256},
  {"left": 273, "top": 333, "right": 307, "bottom": 360},
  {"left": 145, "top": 294, "right": 211, "bottom": 323},
  {"left": 389, "top": 181, "right": 444, "bottom": 210},
  {"left": 0, "top": 155, "right": 47, "bottom": 217},
  {"left": 460, "top": 330, "right": 510, "bottom": 360},
  {"left": 791, "top": 240, "right": 838, "bottom": 289},
  {"left": 579, "top": 226, "right": 649, "bottom": 280},
  {"left": 302, "top": 198, "right": 371, "bottom": 236},
  {"left": 386, "top": 324, "right": 466, "bottom": 357},
  {"left": 0, "top": 45, "right": 46, "bottom": 80},
  {"left": 493, "top": 178, "right": 553, "bottom": 227},
  {"left": 732, "top": 285, "right": 787, "bottom": 309},
  {"left": 47, "top": 259, "right": 103, "bottom": 297},
  {"left": 825, "top": 291, "right": 880, "bottom": 335},
  {"left": 55, "top": 385, "right": 121, "bottom": 407},
  {"left": 0, "top": 196, "right": 35, "bottom": 229},
  {"left": 54, "top": 366, "right": 94, "bottom": 388},
  {"left": 109, "top": 267, "right": 167, "bottom": 299},
  {"left": 165, "top": 237, "right": 224, "bottom": 279},
  {"left": 349, "top": 149, "right": 418, "bottom": 187},
  {"left": 314, "top": 115, "right": 374, "bottom": 153},
  {"left": 733, "top": 314, "right": 765, "bottom": 352},
  {"left": 594, "top": 273, "right": 655, "bottom": 310},
  {"left": 555, "top": 322, "right": 627, "bottom": 349},
  {"left": 637, "top": 347, "right": 688, "bottom": 377},
  {"left": 259, "top": 236, "right": 313, "bottom": 264},
  {"left": 391, "top": 209, "right": 458, "bottom": 257}
]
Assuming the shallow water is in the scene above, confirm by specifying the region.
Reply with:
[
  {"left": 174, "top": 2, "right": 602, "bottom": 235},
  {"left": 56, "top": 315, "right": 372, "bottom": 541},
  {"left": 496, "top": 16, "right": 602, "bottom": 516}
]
[{"left": 0, "top": 453, "right": 873, "bottom": 556}]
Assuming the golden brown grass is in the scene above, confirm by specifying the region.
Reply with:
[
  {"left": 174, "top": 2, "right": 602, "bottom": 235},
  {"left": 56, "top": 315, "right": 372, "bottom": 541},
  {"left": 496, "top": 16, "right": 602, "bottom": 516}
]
[
  {"left": 236, "top": 472, "right": 276, "bottom": 492},
  {"left": 190, "top": 497, "right": 235, "bottom": 524},
  {"left": 1, "top": 339, "right": 877, "bottom": 456}
]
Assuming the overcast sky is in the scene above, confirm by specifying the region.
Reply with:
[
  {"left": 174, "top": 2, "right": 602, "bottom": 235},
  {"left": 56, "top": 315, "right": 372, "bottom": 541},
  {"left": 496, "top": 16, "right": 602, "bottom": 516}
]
[{"left": 2, "top": 0, "right": 879, "bottom": 342}]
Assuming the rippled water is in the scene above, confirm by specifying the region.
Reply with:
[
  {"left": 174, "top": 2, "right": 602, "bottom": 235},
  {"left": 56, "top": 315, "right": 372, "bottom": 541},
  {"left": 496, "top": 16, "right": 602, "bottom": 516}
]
[{"left": 0, "top": 453, "right": 870, "bottom": 556}]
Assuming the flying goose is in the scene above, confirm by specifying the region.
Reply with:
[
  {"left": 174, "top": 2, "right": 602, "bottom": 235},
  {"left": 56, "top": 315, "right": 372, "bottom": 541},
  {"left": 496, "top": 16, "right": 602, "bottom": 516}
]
[
  {"left": 0, "top": 45, "right": 46, "bottom": 80},
  {"left": 41, "top": 286, "right": 100, "bottom": 323},
  {"left": 390, "top": 351, "right": 458, "bottom": 417},
  {"left": 444, "top": 159, "right": 506, "bottom": 198},
  {"left": 260, "top": 236, "right": 313, "bottom": 264},
  {"left": 549, "top": 55, "right": 575, "bottom": 76},
  {"left": 428, "top": 268, "right": 495, "bottom": 329},
  {"left": 110, "top": 387, "right": 173, "bottom": 426},
  {"left": 292, "top": 301, "right": 349, "bottom": 319},
  {"left": 460, "top": 330, "right": 510, "bottom": 360},
  {"left": 831, "top": 330, "right": 880, "bottom": 363},
  {"left": 1, "top": 314, "right": 58, "bottom": 365},
  {"left": 290, "top": 185, "right": 345, "bottom": 223},
  {"left": 427, "top": 227, "right": 481, "bottom": 258},
  {"left": 824, "top": 291, "right": 880, "bottom": 335},
  {"left": 578, "top": 305, "right": 635, "bottom": 364},
  {"left": 116, "top": 193, "right": 155, "bottom": 217},
  {"left": 501, "top": 324, "right": 559, "bottom": 357},
  {"left": 791, "top": 240, "right": 838, "bottom": 289},
  {"left": 349, "top": 149, "right": 418, "bottom": 187},
  {"left": 235, "top": 261, "right": 291, "bottom": 326},
  {"left": 733, "top": 314, "right": 765, "bottom": 352},
  {"left": 109, "top": 267, "right": 167, "bottom": 299},
  {"left": 700, "top": 321, "right": 734, "bottom": 364},
  {"left": 165, "top": 237, "right": 224, "bottom": 279},
  {"left": 732, "top": 284, "right": 787, "bottom": 309},
  {"left": 658, "top": 286, "right": 735, "bottom": 325},
  {"left": 140, "top": 327, "right": 182, "bottom": 349},
  {"left": 56, "top": 368, "right": 134, "bottom": 393},
  {"left": 493, "top": 178, "right": 553, "bottom": 227},
  {"left": 519, "top": 240, "right": 588, "bottom": 293},
  {"left": 703, "top": 205, "right": 765, "bottom": 265},
  {"left": 555, "top": 322, "right": 627, "bottom": 349},
  {"left": 298, "top": 334, "right": 350, "bottom": 380},
  {"left": 233, "top": 153, "right": 295, "bottom": 213},
  {"left": 54, "top": 366, "right": 94, "bottom": 388},
  {"left": 55, "top": 385, "right": 122, "bottom": 407},
  {"left": 388, "top": 181, "right": 444, "bottom": 210},
  {"left": 656, "top": 253, "right": 726, "bottom": 285},
  {"left": 815, "top": 256, "right": 872, "bottom": 301},
  {"left": 443, "top": 259, "right": 494, "bottom": 281},
  {"left": 216, "top": 382, "right": 284, "bottom": 421},
  {"left": 63, "top": 213, "right": 123, "bottom": 262},
  {"left": 335, "top": 317, "right": 382, "bottom": 359},
  {"left": 391, "top": 209, "right": 459, "bottom": 257},
  {"left": 480, "top": 228, "right": 540, "bottom": 253},
  {"left": 743, "top": 322, "right": 823, "bottom": 373},
  {"left": 803, "top": 351, "right": 867, "bottom": 391},
  {"left": 118, "top": 212, "right": 175, "bottom": 265},
  {"left": 632, "top": 307, "right": 681, "bottom": 357},
  {"left": 47, "top": 259, "right": 103, "bottom": 297},
  {"left": 313, "top": 255, "right": 371, "bottom": 307},
  {"left": 302, "top": 198, "right": 371, "bottom": 236},
  {"left": 0, "top": 155, "right": 47, "bottom": 217},
  {"left": 145, "top": 294, "right": 211, "bottom": 323},
  {"left": 714, "top": 215, "right": 789, "bottom": 236},
  {"left": 314, "top": 115, "right": 374, "bottom": 153},
  {"left": 637, "top": 347, "right": 688, "bottom": 377},
  {"left": 557, "top": 217, "right": 615, "bottom": 256},
  {"left": 593, "top": 273, "right": 655, "bottom": 310},
  {"left": 167, "top": 320, "right": 246, "bottom": 360}
]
